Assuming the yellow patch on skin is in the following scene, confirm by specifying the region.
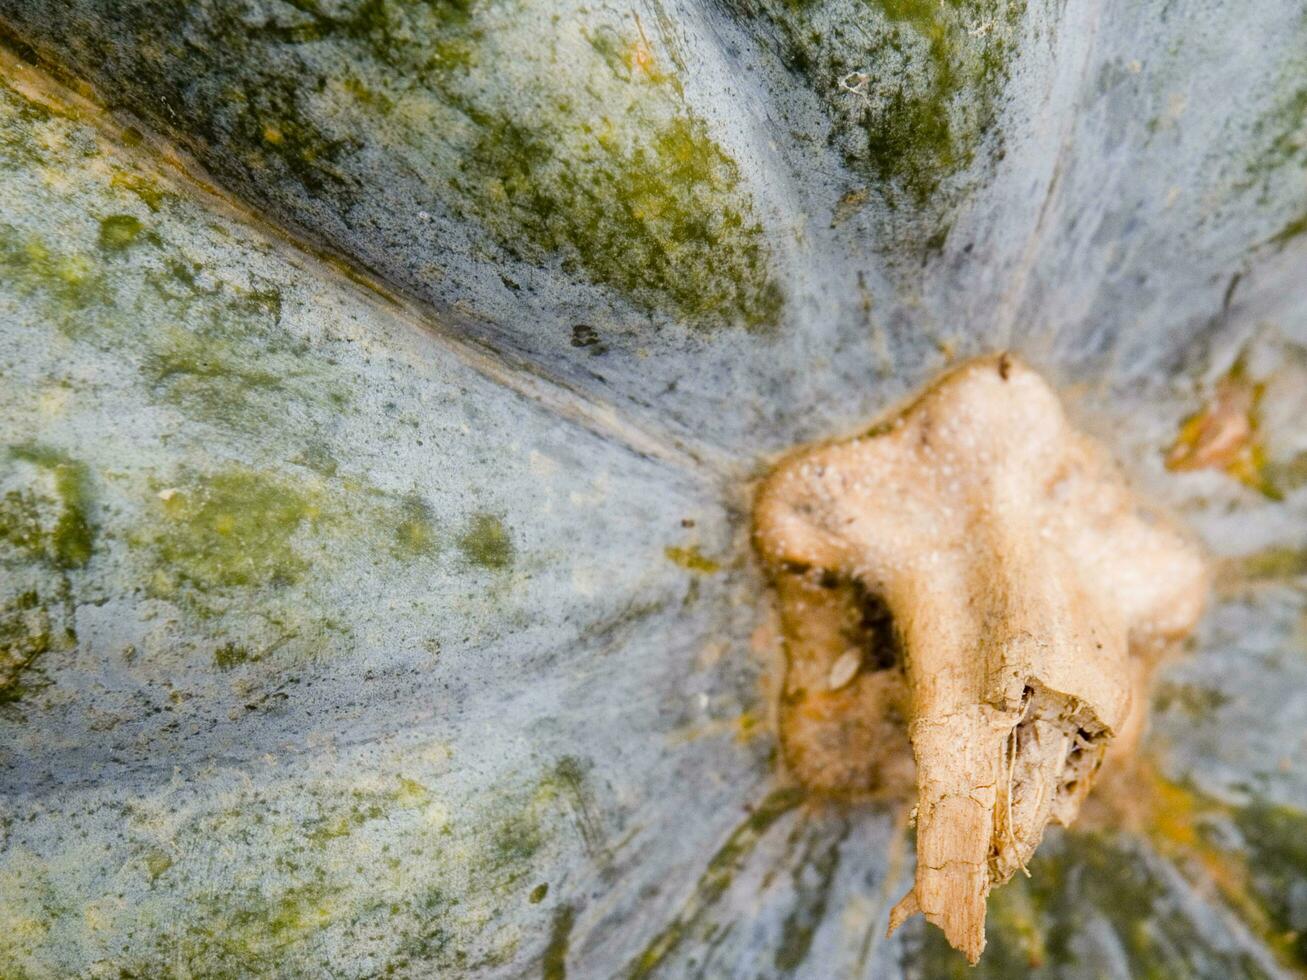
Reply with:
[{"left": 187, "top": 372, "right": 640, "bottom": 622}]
[
  {"left": 734, "top": 711, "right": 763, "bottom": 743},
  {"left": 1166, "top": 359, "right": 1275, "bottom": 496},
  {"left": 37, "top": 385, "right": 69, "bottom": 417},
  {"left": 664, "top": 545, "right": 720, "bottom": 574},
  {"left": 394, "top": 777, "right": 431, "bottom": 808}
]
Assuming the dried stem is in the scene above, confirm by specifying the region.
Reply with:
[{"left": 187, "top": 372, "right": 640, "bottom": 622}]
[{"left": 754, "top": 355, "right": 1208, "bottom": 963}]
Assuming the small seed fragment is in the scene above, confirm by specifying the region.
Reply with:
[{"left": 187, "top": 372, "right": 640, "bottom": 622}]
[{"left": 828, "top": 648, "right": 862, "bottom": 690}]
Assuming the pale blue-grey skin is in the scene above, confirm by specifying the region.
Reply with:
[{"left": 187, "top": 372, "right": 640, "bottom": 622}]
[{"left": 0, "top": 0, "right": 1305, "bottom": 976}]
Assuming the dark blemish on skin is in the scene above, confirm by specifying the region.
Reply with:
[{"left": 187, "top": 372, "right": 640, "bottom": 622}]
[
  {"left": 570, "top": 324, "right": 607, "bottom": 356},
  {"left": 1221, "top": 272, "right": 1242, "bottom": 315},
  {"left": 998, "top": 353, "right": 1011, "bottom": 380}
]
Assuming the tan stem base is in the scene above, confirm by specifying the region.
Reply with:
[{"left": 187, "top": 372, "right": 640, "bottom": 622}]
[{"left": 753, "top": 355, "right": 1208, "bottom": 963}]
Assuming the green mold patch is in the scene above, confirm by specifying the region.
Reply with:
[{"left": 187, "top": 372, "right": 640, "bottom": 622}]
[
  {"left": 97, "top": 213, "right": 145, "bottom": 251},
  {"left": 156, "top": 879, "right": 346, "bottom": 977},
  {"left": 1243, "top": 61, "right": 1307, "bottom": 192},
  {"left": 0, "top": 446, "right": 92, "bottom": 702},
  {"left": 135, "top": 273, "right": 353, "bottom": 433},
  {"left": 1236, "top": 20, "right": 1307, "bottom": 243},
  {"left": 0, "top": 79, "right": 54, "bottom": 173},
  {"left": 732, "top": 0, "right": 1025, "bottom": 239},
  {"left": 212, "top": 641, "right": 253, "bottom": 671},
  {"left": 546, "top": 756, "right": 611, "bottom": 870},
  {"left": 1152, "top": 680, "right": 1233, "bottom": 719},
  {"left": 0, "top": 445, "right": 95, "bottom": 571},
  {"left": 0, "top": 753, "right": 590, "bottom": 976},
  {"left": 457, "top": 111, "right": 783, "bottom": 330},
  {"left": 143, "top": 848, "right": 174, "bottom": 881},
  {"left": 143, "top": 467, "right": 328, "bottom": 600},
  {"left": 430, "top": 0, "right": 782, "bottom": 329},
  {"left": 391, "top": 494, "right": 440, "bottom": 559},
  {"left": 1240, "top": 547, "right": 1307, "bottom": 581},
  {"left": 302, "top": 777, "right": 432, "bottom": 847},
  {"left": 1270, "top": 210, "right": 1307, "bottom": 247},
  {"left": 109, "top": 168, "right": 172, "bottom": 211},
  {"left": 135, "top": 464, "right": 444, "bottom": 627},
  {"left": 458, "top": 512, "right": 514, "bottom": 570},
  {"left": 1264, "top": 450, "right": 1307, "bottom": 497},
  {"left": 382, "top": 761, "right": 590, "bottom": 974},
  {"left": 0, "top": 858, "right": 70, "bottom": 976},
  {"left": 774, "top": 816, "right": 850, "bottom": 973},
  {"left": 0, "top": 589, "right": 64, "bottom": 704}
]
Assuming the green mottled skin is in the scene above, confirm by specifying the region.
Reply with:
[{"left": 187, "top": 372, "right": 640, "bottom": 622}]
[
  {"left": 0, "top": 762, "right": 584, "bottom": 977},
  {"left": 542, "top": 904, "right": 576, "bottom": 980},
  {"left": 1, "top": 0, "right": 783, "bottom": 329},
  {"left": 918, "top": 825, "right": 1299, "bottom": 978},
  {"left": 630, "top": 787, "right": 806, "bottom": 977},
  {"left": 1236, "top": 803, "right": 1307, "bottom": 966},
  {"left": 0, "top": 73, "right": 500, "bottom": 691}
]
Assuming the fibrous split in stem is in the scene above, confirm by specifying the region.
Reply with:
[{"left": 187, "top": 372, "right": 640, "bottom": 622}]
[{"left": 753, "top": 355, "right": 1208, "bottom": 963}]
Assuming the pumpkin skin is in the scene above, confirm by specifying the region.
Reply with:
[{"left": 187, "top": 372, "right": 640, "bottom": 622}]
[{"left": 0, "top": 0, "right": 1305, "bottom": 977}]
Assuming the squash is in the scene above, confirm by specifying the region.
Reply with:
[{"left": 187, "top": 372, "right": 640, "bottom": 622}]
[{"left": 0, "top": 0, "right": 1305, "bottom": 975}]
